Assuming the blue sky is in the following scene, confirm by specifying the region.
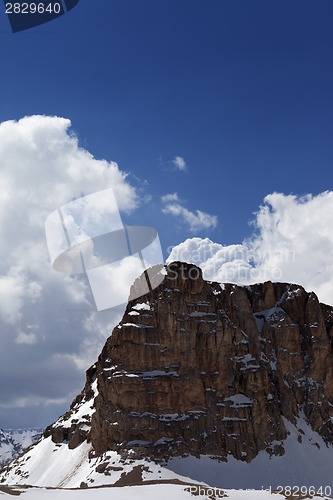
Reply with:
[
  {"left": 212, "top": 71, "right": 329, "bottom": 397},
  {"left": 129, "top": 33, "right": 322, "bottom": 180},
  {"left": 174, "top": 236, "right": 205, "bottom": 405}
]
[
  {"left": 1, "top": 1, "right": 333, "bottom": 428},
  {"left": 1, "top": 0, "right": 333, "bottom": 248}
]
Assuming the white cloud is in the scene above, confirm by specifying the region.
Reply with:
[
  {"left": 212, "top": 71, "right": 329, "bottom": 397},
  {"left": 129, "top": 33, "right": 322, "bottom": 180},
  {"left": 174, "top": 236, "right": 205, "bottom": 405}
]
[
  {"left": 0, "top": 272, "right": 26, "bottom": 325},
  {"left": 162, "top": 203, "right": 218, "bottom": 232},
  {"left": 172, "top": 156, "right": 187, "bottom": 171},
  {"left": 0, "top": 115, "right": 138, "bottom": 426},
  {"left": 0, "top": 396, "right": 68, "bottom": 409},
  {"left": 167, "top": 191, "right": 333, "bottom": 306},
  {"left": 15, "top": 332, "right": 37, "bottom": 345},
  {"left": 161, "top": 192, "right": 217, "bottom": 232}
]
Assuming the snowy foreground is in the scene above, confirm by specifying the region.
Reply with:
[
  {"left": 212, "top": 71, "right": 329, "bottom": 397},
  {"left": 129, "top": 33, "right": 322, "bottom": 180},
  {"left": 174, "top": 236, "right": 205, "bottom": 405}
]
[
  {"left": 0, "top": 485, "right": 331, "bottom": 500},
  {"left": 1, "top": 412, "right": 333, "bottom": 498}
]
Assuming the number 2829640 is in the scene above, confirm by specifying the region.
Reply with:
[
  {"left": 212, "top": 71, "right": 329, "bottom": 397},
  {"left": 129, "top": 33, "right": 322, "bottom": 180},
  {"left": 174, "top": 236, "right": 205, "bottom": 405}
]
[{"left": 5, "top": 3, "right": 62, "bottom": 14}]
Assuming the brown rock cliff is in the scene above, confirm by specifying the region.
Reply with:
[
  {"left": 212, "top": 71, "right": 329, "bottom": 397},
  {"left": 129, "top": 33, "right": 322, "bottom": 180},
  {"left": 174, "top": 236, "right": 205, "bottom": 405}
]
[{"left": 84, "top": 262, "right": 333, "bottom": 462}]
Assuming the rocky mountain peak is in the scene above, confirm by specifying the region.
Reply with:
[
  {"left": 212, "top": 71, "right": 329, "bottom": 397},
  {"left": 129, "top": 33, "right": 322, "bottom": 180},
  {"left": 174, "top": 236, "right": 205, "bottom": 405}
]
[
  {"left": 84, "top": 261, "right": 333, "bottom": 461},
  {"left": 5, "top": 262, "right": 333, "bottom": 470}
]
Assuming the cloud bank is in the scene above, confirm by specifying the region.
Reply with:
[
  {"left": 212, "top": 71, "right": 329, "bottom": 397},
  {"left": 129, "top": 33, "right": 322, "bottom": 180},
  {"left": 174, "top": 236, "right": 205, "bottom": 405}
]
[
  {"left": 168, "top": 192, "right": 333, "bottom": 306},
  {"left": 0, "top": 115, "right": 137, "bottom": 427}
]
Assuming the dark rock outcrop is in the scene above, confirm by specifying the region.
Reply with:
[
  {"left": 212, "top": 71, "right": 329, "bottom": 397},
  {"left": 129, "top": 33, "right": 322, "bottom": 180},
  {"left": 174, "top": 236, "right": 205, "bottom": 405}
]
[
  {"left": 44, "top": 364, "right": 97, "bottom": 450},
  {"left": 88, "top": 262, "right": 333, "bottom": 461}
]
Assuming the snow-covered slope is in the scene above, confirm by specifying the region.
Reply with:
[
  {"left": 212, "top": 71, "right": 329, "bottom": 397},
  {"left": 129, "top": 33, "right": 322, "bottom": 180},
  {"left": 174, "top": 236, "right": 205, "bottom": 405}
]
[
  {"left": 0, "top": 435, "right": 201, "bottom": 488},
  {"left": 0, "top": 484, "right": 331, "bottom": 500},
  {"left": 167, "top": 413, "right": 333, "bottom": 490},
  {"left": 0, "top": 428, "right": 43, "bottom": 466}
]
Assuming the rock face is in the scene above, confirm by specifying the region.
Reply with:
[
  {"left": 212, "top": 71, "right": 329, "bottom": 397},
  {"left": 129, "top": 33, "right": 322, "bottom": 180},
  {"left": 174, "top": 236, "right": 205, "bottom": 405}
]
[
  {"left": 85, "top": 262, "right": 333, "bottom": 462},
  {"left": 44, "top": 262, "right": 333, "bottom": 463}
]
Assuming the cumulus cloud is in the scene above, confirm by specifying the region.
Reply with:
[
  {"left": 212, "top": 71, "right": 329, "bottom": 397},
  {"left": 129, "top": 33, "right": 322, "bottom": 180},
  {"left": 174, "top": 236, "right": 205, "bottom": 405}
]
[
  {"left": 167, "top": 191, "right": 333, "bottom": 306},
  {"left": 0, "top": 115, "right": 138, "bottom": 427},
  {"left": 161, "top": 194, "right": 218, "bottom": 233},
  {"left": 172, "top": 156, "right": 187, "bottom": 171}
]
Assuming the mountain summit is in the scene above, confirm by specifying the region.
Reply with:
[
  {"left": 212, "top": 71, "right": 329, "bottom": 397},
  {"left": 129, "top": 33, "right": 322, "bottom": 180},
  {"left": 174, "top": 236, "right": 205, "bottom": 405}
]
[{"left": 2, "top": 262, "right": 333, "bottom": 489}]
